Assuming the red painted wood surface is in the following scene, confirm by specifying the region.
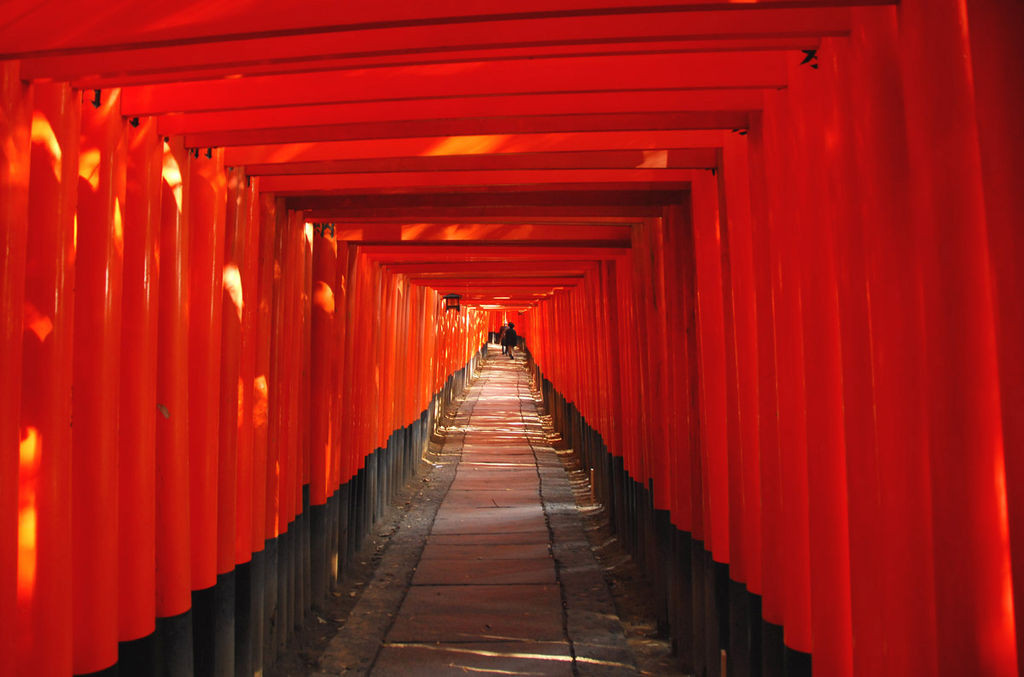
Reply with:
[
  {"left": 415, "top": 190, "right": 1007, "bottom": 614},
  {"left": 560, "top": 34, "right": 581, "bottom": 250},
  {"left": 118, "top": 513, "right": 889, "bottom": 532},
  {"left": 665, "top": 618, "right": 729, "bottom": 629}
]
[
  {"left": 155, "top": 136, "right": 193, "bottom": 620},
  {"left": 72, "top": 87, "right": 125, "bottom": 674},
  {"left": 188, "top": 146, "right": 226, "bottom": 591},
  {"left": 0, "top": 61, "right": 31, "bottom": 677},
  {"left": 119, "top": 114, "right": 161, "bottom": 641},
  {"left": 218, "top": 166, "right": 246, "bottom": 574},
  {"left": 18, "top": 81, "right": 78, "bottom": 677}
]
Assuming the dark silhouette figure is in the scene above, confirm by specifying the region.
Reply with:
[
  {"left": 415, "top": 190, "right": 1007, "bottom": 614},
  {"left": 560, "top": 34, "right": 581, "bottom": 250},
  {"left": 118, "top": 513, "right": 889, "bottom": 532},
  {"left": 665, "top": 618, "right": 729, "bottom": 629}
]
[
  {"left": 498, "top": 323, "right": 508, "bottom": 355},
  {"left": 501, "top": 323, "right": 518, "bottom": 360}
]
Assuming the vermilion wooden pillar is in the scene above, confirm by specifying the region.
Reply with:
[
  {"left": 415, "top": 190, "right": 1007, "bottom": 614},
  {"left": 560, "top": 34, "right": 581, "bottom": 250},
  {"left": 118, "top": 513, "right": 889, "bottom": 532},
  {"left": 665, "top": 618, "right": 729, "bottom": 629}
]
[
  {"left": 285, "top": 213, "right": 304, "bottom": 530},
  {"left": 964, "top": 3, "right": 1024, "bottom": 671},
  {"left": 188, "top": 146, "right": 226, "bottom": 596},
  {"left": 900, "top": 1, "right": 1017, "bottom": 673},
  {"left": 219, "top": 165, "right": 248, "bottom": 582},
  {"left": 155, "top": 136, "right": 193, "bottom": 658},
  {"left": 339, "top": 245, "right": 359, "bottom": 487},
  {"left": 254, "top": 192, "right": 275, "bottom": 555},
  {"left": 716, "top": 160, "right": 746, "bottom": 592},
  {"left": 333, "top": 242, "right": 350, "bottom": 490},
  {"left": 236, "top": 174, "right": 261, "bottom": 568},
  {"left": 661, "top": 204, "right": 696, "bottom": 538},
  {"left": 119, "top": 115, "right": 161, "bottom": 650},
  {"left": 722, "top": 133, "right": 763, "bottom": 598},
  {"left": 789, "top": 49, "right": 854, "bottom": 677},
  {"left": 0, "top": 61, "right": 31, "bottom": 677},
  {"left": 745, "top": 115, "right": 784, "bottom": 635},
  {"left": 613, "top": 265, "right": 640, "bottom": 491},
  {"left": 19, "top": 80, "right": 78, "bottom": 677},
  {"left": 302, "top": 223, "right": 313, "bottom": 497},
  {"left": 310, "top": 226, "right": 336, "bottom": 506},
  {"left": 691, "top": 169, "right": 729, "bottom": 567},
  {"left": 826, "top": 18, "right": 893, "bottom": 676},
  {"left": 72, "top": 87, "right": 126, "bottom": 675},
  {"left": 640, "top": 220, "right": 671, "bottom": 513},
  {"left": 266, "top": 203, "right": 288, "bottom": 546},
  {"left": 249, "top": 189, "right": 274, "bottom": 675},
  {"left": 281, "top": 214, "right": 301, "bottom": 535},
  {"left": 761, "top": 88, "right": 812, "bottom": 659},
  {"left": 842, "top": 8, "right": 938, "bottom": 675},
  {"left": 309, "top": 224, "right": 336, "bottom": 604}
]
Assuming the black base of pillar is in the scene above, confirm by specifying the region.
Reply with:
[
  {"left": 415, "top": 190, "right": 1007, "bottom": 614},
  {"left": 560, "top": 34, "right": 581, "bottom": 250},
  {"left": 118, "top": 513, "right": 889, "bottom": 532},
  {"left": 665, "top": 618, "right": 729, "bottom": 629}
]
[
  {"left": 300, "top": 486, "right": 311, "bottom": 627},
  {"left": 213, "top": 570, "right": 235, "bottom": 677},
  {"left": 671, "top": 528, "right": 695, "bottom": 674},
  {"left": 250, "top": 549, "right": 266, "bottom": 676},
  {"left": 75, "top": 663, "right": 119, "bottom": 676},
  {"left": 728, "top": 579, "right": 752, "bottom": 677},
  {"left": 310, "top": 501, "right": 328, "bottom": 609},
  {"left": 262, "top": 536, "right": 279, "bottom": 667},
  {"left": 155, "top": 608, "right": 194, "bottom": 677},
  {"left": 191, "top": 585, "right": 217, "bottom": 677},
  {"left": 118, "top": 629, "right": 156, "bottom": 676},
  {"left": 784, "top": 646, "right": 812, "bottom": 677},
  {"left": 234, "top": 559, "right": 252, "bottom": 677},
  {"left": 762, "top": 619, "right": 785, "bottom": 677}
]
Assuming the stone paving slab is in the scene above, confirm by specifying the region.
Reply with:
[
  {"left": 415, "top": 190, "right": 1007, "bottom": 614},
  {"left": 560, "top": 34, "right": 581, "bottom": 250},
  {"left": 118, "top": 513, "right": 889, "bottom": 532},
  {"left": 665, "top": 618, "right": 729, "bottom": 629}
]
[
  {"left": 440, "top": 488, "right": 540, "bottom": 507},
  {"left": 462, "top": 443, "right": 534, "bottom": 451},
  {"left": 372, "top": 641, "right": 573, "bottom": 677},
  {"left": 385, "top": 584, "right": 564, "bottom": 643},
  {"left": 419, "top": 542, "right": 552, "bottom": 560},
  {"left": 426, "top": 530, "right": 551, "bottom": 546},
  {"left": 455, "top": 464, "right": 538, "bottom": 475},
  {"left": 450, "top": 468, "right": 538, "bottom": 477},
  {"left": 434, "top": 502, "right": 544, "bottom": 519},
  {"left": 458, "top": 457, "right": 539, "bottom": 468},
  {"left": 431, "top": 513, "right": 548, "bottom": 535},
  {"left": 448, "top": 477, "right": 540, "bottom": 492},
  {"left": 411, "top": 556, "right": 555, "bottom": 585}
]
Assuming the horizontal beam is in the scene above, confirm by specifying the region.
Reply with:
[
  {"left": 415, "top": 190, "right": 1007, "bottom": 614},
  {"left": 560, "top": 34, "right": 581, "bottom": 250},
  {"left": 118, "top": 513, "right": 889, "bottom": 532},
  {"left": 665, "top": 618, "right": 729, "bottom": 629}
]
[
  {"left": 226, "top": 131, "right": 727, "bottom": 165},
  {"left": 246, "top": 149, "right": 717, "bottom": 177},
  {"left": 0, "top": 2, "right": 888, "bottom": 58},
  {"left": 76, "top": 39, "right": 818, "bottom": 89},
  {"left": 186, "top": 111, "right": 748, "bottom": 148},
  {"left": 294, "top": 187, "right": 684, "bottom": 218},
  {"left": 292, "top": 188, "right": 684, "bottom": 210},
  {"left": 428, "top": 287, "right": 573, "bottom": 295},
  {"left": 120, "top": 51, "right": 788, "bottom": 115},
  {"left": 336, "top": 216, "right": 643, "bottom": 225},
  {"left": 361, "top": 243, "right": 629, "bottom": 262},
  {"left": 437, "top": 297, "right": 557, "bottom": 304},
  {"left": 382, "top": 261, "right": 600, "bottom": 275},
  {"left": 157, "top": 89, "right": 763, "bottom": 136},
  {"left": 332, "top": 222, "right": 630, "bottom": 242},
  {"left": 411, "top": 278, "right": 584, "bottom": 286},
  {"left": 20, "top": 8, "right": 847, "bottom": 83},
  {"left": 304, "top": 205, "right": 665, "bottom": 219},
  {"left": 260, "top": 169, "right": 699, "bottom": 193}
]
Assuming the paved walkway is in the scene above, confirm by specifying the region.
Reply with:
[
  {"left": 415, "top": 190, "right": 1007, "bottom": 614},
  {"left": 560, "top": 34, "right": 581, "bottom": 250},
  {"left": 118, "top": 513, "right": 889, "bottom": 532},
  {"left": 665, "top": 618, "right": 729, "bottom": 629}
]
[{"left": 318, "top": 348, "right": 637, "bottom": 676}]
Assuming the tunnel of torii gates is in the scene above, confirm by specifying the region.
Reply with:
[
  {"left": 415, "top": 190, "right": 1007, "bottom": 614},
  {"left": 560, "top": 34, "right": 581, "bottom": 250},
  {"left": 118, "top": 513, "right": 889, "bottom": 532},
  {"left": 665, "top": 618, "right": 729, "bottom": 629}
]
[{"left": 0, "top": 1, "right": 1022, "bottom": 676}]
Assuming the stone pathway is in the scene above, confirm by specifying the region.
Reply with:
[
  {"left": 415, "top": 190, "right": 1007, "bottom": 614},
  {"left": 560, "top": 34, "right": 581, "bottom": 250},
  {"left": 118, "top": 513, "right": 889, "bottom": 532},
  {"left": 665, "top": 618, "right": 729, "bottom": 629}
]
[{"left": 317, "top": 349, "right": 638, "bottom": 676}]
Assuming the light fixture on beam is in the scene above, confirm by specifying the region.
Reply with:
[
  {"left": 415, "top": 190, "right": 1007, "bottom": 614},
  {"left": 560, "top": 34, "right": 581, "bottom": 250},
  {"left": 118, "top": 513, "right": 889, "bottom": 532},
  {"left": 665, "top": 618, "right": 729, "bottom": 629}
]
[{"left": 442, "top": 293, "right": 461, "bottom": 313}]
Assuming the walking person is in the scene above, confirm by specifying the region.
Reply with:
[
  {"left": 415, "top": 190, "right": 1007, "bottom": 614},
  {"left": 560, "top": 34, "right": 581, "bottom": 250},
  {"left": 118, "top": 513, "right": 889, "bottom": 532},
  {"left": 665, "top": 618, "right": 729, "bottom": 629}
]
[
  {"left": 498, "top": 323, "right": 508, "bottom": 355},
  {"left": 501, "top": 322, "right": 518, "bottom": 360}
]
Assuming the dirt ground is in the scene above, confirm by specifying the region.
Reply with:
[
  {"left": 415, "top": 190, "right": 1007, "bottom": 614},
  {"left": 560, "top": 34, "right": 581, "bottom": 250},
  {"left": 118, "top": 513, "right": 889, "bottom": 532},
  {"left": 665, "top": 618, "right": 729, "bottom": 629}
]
[{"left": 267, "top": 368, "right": 684, "bottom": 676}]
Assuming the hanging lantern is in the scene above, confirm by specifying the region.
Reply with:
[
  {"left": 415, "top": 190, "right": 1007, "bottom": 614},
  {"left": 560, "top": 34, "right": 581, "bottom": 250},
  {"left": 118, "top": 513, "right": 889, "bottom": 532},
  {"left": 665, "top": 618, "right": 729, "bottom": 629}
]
[{"left": 442, "top": 293, "right": 461, "bottom": 313}]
